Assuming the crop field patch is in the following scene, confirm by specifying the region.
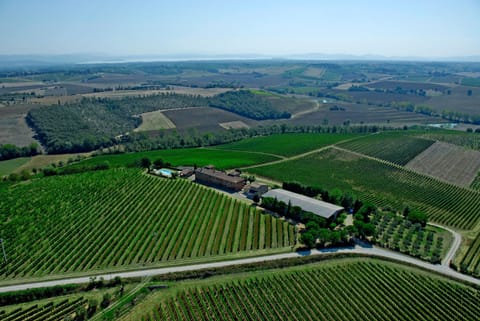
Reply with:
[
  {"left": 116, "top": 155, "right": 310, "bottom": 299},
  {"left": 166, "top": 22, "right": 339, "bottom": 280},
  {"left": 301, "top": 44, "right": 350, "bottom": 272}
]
[
  {"left": 134, "top": 259, "right": 480, "bottom": 321},
  {"left": 249, "top": 147, "right": 480, "bottom": 230},
  {"left": 0, "top": 104, "right": 40, "bottom": 147},
  {"left": 135, "top": 110, "right": 176, "bottom": 131},
  {"left": 338, "top": 132, "right": 435, "bottom": 165},
  {"left": 0, "top": 157, "right": 30, "bottom": 176},
  {"left": 215, "top": 133, "right": 360, "bottom": 157},
  {"left": 163, "top": 107, "right": 256, "bottom": 133},
  {"left": 419, "top": 130, "right": 480, "bottom": 151},
  {"left": 0, "top": 169, "right": 294, "bottom": 281},
  {"left": 219, "top": 120, "right": 250, "bottom": 130},
  {"left": 426, "top": 85, "right": 480, "bottom": 115},
  {"left": 288, "top": 103, "right": 444, "bottom": 126},
  {"left": 301, "top": 66, "right": 326, "bottom": 78},
  {"left": 458, "top": 234, "right": 480, "bottom": 277},
  {"left": 406, "top": 141, "right": 480, "bottom": 187},
  {"left": 368, "top": 80, "right": 450, "bottom": 91}
]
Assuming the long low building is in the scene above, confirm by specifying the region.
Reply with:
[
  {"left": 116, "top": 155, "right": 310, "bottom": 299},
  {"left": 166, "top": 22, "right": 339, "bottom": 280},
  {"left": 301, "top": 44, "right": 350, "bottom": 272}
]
[{"left": 262, "top": 188, "right": 344, "bottom": 220}]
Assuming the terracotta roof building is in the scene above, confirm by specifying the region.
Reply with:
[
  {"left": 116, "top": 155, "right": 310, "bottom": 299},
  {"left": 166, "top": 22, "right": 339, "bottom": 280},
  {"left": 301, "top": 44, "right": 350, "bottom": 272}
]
[{"left": 195, "top": 166, "right": 246, "bottom": 191}]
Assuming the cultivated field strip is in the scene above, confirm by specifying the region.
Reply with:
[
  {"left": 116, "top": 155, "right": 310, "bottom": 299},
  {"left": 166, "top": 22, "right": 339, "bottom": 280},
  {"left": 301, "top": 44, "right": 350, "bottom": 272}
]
[
  {"left": 0, "top": 297, "right": 87, "bottom": 321},
  {"left": 337, "top": 132, "right": 434, "bottom": 165},
  {"left": 249, "top": 148, "right": 480, "bottom": 230},
  {"left": 459, "top": 235, "right": 480, "bottom": 277},
  {"left": 471, "top": 173, "right": 480, "bottom": 190},
  {"left": 0, "top": 169, "right": 294, "bottom": 280},
  {"left": 406, "top": 141, "right": 480, "bottom": 187},
  {"left": 139, "top": 261, "right": 480, "bottom": 321}
]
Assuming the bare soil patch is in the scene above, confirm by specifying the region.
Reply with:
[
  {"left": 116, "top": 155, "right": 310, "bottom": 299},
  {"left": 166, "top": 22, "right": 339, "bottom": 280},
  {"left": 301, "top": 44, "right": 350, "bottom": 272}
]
[
  {"left": 14, "top": 153, "right": 92, "bottom": 173},
  {"left": 163, "top": 107, "right": 256, "bottom": 133},
  {"left": 219, "top": 121, "right": 250, "bottom": 130},
  {"left": 406, "top": 141, "right": 480, "bottom": 187},
  {"left": 0, "top": 104, "right": 40, "bottom": 146},
  {"left": 134, "top": 110, "right": 176, "bottom": 131}
]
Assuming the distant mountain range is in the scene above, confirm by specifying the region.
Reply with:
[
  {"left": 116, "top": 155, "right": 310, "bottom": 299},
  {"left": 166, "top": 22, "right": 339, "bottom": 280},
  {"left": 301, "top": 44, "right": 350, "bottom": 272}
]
[{"left": 0, "top": 53, "right": 479, "bottom": 69}]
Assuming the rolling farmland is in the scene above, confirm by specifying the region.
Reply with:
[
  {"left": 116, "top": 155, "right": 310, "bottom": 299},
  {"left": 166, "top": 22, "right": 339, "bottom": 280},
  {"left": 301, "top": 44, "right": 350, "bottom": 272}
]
[
  {"left": 406, "top": 141, "right": 480, "bottom": 187},
  {"left": 0, "top": 169, "right": 294, "bottom": 281},
  {"left": 248, "top": 148, "right": 480, "bottom": 230},
  {"left": 135, "top": 259, "right": 480, "bottom": 321},
  {"left": 338, "top": 132, "right": 434, "bottom": 165},
  {"left": 213, "top": 133, "right": 361, "bottom": 157}
]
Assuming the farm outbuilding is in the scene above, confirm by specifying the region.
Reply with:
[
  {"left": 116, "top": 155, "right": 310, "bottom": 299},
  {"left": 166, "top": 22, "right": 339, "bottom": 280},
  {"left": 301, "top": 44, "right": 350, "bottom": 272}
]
[
  {"left": 247, "top": 183, "right": 269, "bottom": 198},
  {"left": 262, "top": 189, "right": 344, "bottom": 220}
]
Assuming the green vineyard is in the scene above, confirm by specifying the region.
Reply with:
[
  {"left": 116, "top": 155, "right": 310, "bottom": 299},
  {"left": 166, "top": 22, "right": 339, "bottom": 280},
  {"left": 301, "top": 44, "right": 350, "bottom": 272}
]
[
  {"left": 338, "top": 132, "right": 434, "bottom": 165},
  {"left": 137, "top": 259, "right": 480, "bottom": 321},
  {"left": 0, "top": 169, "right": 294, "bottom": 281},
  {"left": 459, "top": 235, "right": 480, "bottom": 277},
  {"left": 0, "top": 297, "right": 87, "bottom": 321},
  {"left": 214, "top": 133, "right": 360, "bottom": 157},
  {"left": 249, "top": 148, "right": 480, "bottom": 230}
]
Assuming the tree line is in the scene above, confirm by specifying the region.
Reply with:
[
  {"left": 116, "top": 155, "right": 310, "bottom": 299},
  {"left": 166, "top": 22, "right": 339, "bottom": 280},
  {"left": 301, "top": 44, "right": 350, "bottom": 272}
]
[
  {"left": 103, "top": 124, "right": 386, "bottom": 154},
  {"left": 0, "top": 143, "right": 40, "bottom": 161}
]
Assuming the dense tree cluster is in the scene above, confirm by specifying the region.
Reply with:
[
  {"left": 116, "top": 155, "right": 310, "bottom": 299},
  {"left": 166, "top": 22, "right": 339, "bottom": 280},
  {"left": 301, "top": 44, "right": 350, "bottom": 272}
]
[
  {"left": 208, "top": 90, "right": 291, "bottom": 120},
  {"left": 261, "top": 196, "right": 350, "bottom": 249},
  {"left": 26, "top": 93, "right": 207, "bottom": 153},
  {"left": 0, "top": 143, "right": 40, "bottom": 161}
]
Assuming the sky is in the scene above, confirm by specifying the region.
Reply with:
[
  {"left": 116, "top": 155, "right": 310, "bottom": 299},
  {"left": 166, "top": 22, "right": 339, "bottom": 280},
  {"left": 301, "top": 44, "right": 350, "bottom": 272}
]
[{"left": 0, "top": 0, "right": 479, "bottom": 59}]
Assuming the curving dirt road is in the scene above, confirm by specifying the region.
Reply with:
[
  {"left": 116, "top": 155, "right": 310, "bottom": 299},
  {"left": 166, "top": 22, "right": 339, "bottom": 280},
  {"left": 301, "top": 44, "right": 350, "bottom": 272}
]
[{"left": 428, "top": 223, "right": 463, "bottom": 266}]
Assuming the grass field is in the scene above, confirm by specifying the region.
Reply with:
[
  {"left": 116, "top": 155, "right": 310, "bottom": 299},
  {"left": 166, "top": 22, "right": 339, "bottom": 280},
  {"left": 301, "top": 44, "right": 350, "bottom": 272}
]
[
  {"left": 128, "top": 258, "right": 480, "bottom": 321},
  {"left": 0, "top": 157, "right": 30, "bottom": 176},
  {"left": 406, "top": 141, "right": 480, "bottom": 187},
  {"left": 248, "top": 147, "right": 480, "bottom": 230},
  {"left": 338, "top": 131, "right": 434, "bottom": 165},
  {"left": 72, "top": 148, "right": 279, "bottom": 170},
  {"left": 213, "top": 133, "right": 361, "bottom": 157},
  {"left": 134, "top": 110, "right": 176, "bottom": 131},
  {"left": 462, "top": 77, "right": 480, "bottom": 87},
  {"left": 0, "top": 169, "right": 294, "bottom": 282}
]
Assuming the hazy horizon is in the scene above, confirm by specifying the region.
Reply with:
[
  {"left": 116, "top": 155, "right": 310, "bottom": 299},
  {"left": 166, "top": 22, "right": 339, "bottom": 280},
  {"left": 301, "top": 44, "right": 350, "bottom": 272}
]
[{"left": 1, "top": 0, "right": 479, "bottom": 59}]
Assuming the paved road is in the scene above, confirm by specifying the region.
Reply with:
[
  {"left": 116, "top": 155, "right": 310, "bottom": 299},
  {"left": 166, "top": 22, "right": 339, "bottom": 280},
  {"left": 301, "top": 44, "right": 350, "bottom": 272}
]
[{"left": 0, "top": 242, "right": 478, "bottom": 294}]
